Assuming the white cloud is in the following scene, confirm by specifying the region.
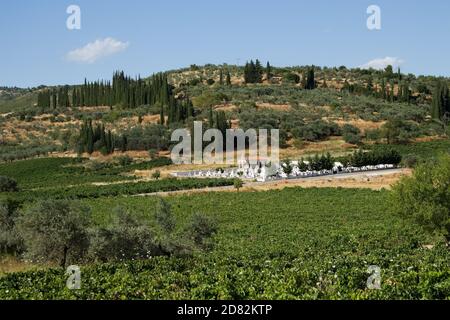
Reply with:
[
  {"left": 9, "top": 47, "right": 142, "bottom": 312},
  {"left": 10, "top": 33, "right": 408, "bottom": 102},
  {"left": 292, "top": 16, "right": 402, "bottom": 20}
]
[
  {"left": 66, "top": 38, "right": 129, "bottom": 63},
  {"left": 360, "top": 57, "right": 405, "bottom": 70}
]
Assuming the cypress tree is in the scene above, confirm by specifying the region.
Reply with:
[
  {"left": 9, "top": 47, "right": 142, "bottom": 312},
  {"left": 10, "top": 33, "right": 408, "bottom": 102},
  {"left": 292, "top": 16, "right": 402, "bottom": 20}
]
[
  {"left": 432, "top": 81, "right": 450, "bottom": 120},
  {"left": 266, "top": 61, "right": 272, "bottom": 80},
  {"left": 226, "top": 71, "right": 231, "bottom": 86},
  {"left": 255, "top": 59, "right": 263, "bottom": 83},
  {"left": 219, "top": 70, "right": 224, "bottom": 85},
  {"left": 121, "top": 135, "right": 128, "bottom": 152},
  {"left": 305, "top": 67, "right": 315, "bottom": 90},
  {"left": 159, "top": 105, "right": 166, "bottom": 125},
  {"left": 208, "top": 107, "right": 214, "bottom": 128}
]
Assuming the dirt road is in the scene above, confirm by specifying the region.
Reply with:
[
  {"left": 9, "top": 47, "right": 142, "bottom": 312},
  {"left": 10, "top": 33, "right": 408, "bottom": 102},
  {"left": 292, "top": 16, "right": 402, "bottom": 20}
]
[{"left": 134, "top": 168, "right": 410, "bottom": 197}]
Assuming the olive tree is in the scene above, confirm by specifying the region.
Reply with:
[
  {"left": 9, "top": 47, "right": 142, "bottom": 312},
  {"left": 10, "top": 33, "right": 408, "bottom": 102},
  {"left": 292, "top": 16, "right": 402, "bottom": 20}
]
[
  {"left": 0, "top": 199, "right": 23, "bottom": 254},
  {"left": 88, "top": 206, "right": 160, "bottom": 262},
  {"left": 17, "top": 200, "right": 91, "bottom": 268}
]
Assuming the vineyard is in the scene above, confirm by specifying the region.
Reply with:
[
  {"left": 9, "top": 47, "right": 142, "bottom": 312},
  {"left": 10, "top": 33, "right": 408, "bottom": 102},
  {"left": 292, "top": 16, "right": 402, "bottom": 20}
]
[
  {"left": 1, "top": 187, "right": 449, "bottom": 299},
  {"left": 4, "top": 177, "right": 235, "bottom": 201},
  {"left": 0, "top": 157, "right": 173, "bottom": 189}
]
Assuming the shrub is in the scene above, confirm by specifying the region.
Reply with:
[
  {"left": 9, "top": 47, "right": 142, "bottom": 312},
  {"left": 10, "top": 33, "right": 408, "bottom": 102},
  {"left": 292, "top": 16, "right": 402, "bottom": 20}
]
[
  {"left": 342, "top": 124, "right": 360, "bottom": 136},
  {"left": 365, "top": 129, "right": 381, "bottom": 142},
  {"left": 381, "top": 119, "right": 419, "bottom": 144},
  {"left": 88, "top": 206, "right": 160, "bottom": 262},
  {"left": 116, "top": 155, "right": 133, "bottom": 167},
  {"left": 193, "top": 91, "right": 228, "bottom": 108},
  {"left": 148, "top": 149, "right": 158, "bottom": 159},
  {"left": 0, "top": 199, "right": 24, "bottom": 254},
  {"left": 390, "top": 154, "right": 450, "bottom": 242},
  {"left": 285, "top": 72, "right": 300, "bottom": 84},
  {"left": 233, "top": 179, "right": 243, "bottom": 191},
  {"left": 16, "top": 200, "right": 91, "bottom": 268},
  {"left": 402, "top": 154, "right": 418, "bottom": 168},
  {"left": 293, "top": 120, "right": 341, "bottom": 142},
  {"left": 154, "top": 198, "right": 176, "bottom": 233},
  {"left": 0, "top": 176, "right": 18, "bottom": 192},
  {"left": 152, "top": 170, "right": 161, "bottom": 180},
  {"left": 343, "top": 133, "right": 362, "bottom": 145},
  {"left": 185, "top": 213, "right": 218, "bottom": 250}
]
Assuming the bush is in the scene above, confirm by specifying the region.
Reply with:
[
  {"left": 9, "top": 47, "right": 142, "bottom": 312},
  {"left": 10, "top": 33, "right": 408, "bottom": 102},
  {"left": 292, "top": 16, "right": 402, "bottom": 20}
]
[
  {"left": 185, "top": 213, "right": 218, "bottom": 250},
  {"left": 342, "top": 124, "right": 360, "bottom": 136},
  {"left": 152, "top": 170, "right": 161, "bottom": 180},
  {"left": 16, "top": 200, "right": 91, "bottom": 268},
  {"left": 192, "top": 91, "right": 228, "bottom": 108},
  {"left": 390, "top": 154, "right": 450, "bottom": 242},
  {"left": 0, "top": 176, "right": 18, "bottom": 192},
  {"left": 116, "top": 155, "right": 133, "bottom": 167},
  {"left": 154, "top": 198, "right": 176, "bottom": 233},
  {"left": 402, "top": 154, "right": 418, "bottom": 168},
  {"left": 88, "top": 207, "right": 160, "bottom": 262},
  {"left": 365, "top": 129, "right": 381, "bottom": 142},
  {"left": 233, "top": 179, "right": 243, "bottom": 191},
  {"left": 285, "top": 72, "right": 300, "bottom": 84},
  {"left": 292, "top": 120, "right": 341, "bottom": 142},
  {"left": 343, "top": 133, "right": 362, "bottom": 145},
  {"left": 0, "top": 199, "right": 23, "bottom": 254}
]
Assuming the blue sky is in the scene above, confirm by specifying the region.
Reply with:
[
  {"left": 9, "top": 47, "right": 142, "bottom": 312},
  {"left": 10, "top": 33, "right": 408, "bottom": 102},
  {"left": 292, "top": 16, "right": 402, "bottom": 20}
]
[{"left": 1, "top": 0, "right": 449, "bottom": 87}]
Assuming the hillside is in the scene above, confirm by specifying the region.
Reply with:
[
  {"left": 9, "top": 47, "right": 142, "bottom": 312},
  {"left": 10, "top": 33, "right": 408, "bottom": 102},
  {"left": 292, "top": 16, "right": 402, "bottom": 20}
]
[{"left": 0, "top": 64, "right": 448, "bottom": 168}]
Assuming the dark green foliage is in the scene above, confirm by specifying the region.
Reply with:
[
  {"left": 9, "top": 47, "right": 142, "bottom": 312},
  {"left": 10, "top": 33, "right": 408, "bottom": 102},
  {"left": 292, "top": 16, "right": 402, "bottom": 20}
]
[
  {"left": 304, "top": 67, "right": 316, "bottom": 90},
  {"left": 300, "top": 152, "right": 334, "bottom": 171},
  {"left": 152, "top": 170, "right": 161, "bottom": 180},
  {"left": 244, "top": 59, "right": 263, "bottom": 84},
  {"left": 0, "top": 176, "right": 18, "bottom": 192},
  {"left": 184, "top": 213, "right": 218, "bottom": 249},
  {"left": 8, "top": 178, "right": 234, "bottom": 201},
  {"left": 0, "top": 198, "right": 23, "bottom": 254},
  {"left": 350, "top": 148, "right": 402, "bottom": 167},
  {"left": 0, "top": 157, "right": 171, "bottom": 190},
  {"left": 88, "top": 206, "right": 160, "bottom": 262},
  {"left": 391, "top": 154, "right": 450, "bottom": 242},
  {"left": 115, "top": 155, "right": 133, "bottom": 167},
  {"left": 226, "top": 71, "right": 232, "bottom": 86},
  {"left": 266, "top": 61, "right": 272, "bottom": 80},
  {"left": 342, "top": 124, "right": 362, "bottom": 145},
  {"left": 154, "top": 198, "right": 176, "bottom": 233},
  {"left": 77, "top": 120, "right": 114, "bottom": 155},
  {"left": 380, "top": 119, "right": 419, "bottom": 144},
  {"left": 431, "top": 81, "right": 450, "bottom": 120},
  {"left": 292, "top": 120, "right": 341, "bottom": 142},
  {"left": 76, "top": 72, "right": 171, "bottom": 109},
  {"left": 285, "top": 72, "right": 300, "bottom": 84},
  {"left": 167, "top": 97, "right": 194, "bottom": 124},
  {"left": 16, "top": 200, "right": 91, "bottom": 268},
  {"left": 233, "top": 179, "right": 243, "bottom": 191},
  {"left": 118, "top": 124, "right": 170, "bottom": 151},
  {"left": 219, "top": 69, "right": 224, "bottom": 85}
]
